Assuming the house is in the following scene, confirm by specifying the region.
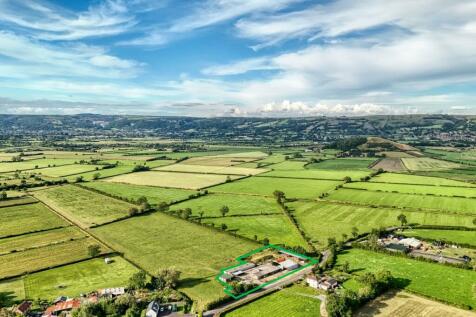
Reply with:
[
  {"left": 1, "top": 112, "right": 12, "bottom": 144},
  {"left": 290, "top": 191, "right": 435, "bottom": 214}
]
[
  {"left": 145, "top": 301, "right": 177, "bottom": 317},
  {"left": 399, "top": 238, "right": 422, "bottom": 249},
  {"left": 317, "top": 277, "right": 339, "bottom": 291},
  {"left": 14, "top": 301, "right": 31, "bottom": 315},
  {"left": 42, "top": 299, "right": 81, "bottom": 317},
  {"left": 98, "top": 287, "right": 125, "bottom": 298},
  {"left": 219, "top": 273, "right": 234, "bottom": 283},
  {"left": 279, "top": 259, "right": 299, "bottom": 271},
  {"left": 306, "top": 275, "right": 319, "bottom": 289}
]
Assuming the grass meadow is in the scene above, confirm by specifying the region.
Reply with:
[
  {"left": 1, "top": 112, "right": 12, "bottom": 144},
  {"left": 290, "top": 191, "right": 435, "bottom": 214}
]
[
  {"left": 0, "top": 278, "right": 25, "bottom": 305},
  {"left": 400, "top": 229, "right": 476, "bottom": 246},
  {"left": 337, "top": 249, "right": 476, "bottom": 309},
  {"left": 155, "top": 163, "right": 267, "bottom": 176},
  {"left": 34, "top": 185, "right": 133, "bottom": 227},
  {"left": 401, "top": 157, "right": 461, "bottom": 171},
  {"left": 307, "top": 158, "right": 376, "bottom": 170},
  {"left": 35, "top": 164, "right": 102, "bottom": 177},
  {"left": 92, "top": 211, "right": 257, "bottom": 310},
  {"left": 0, "top": 159, "right": 78, "bottom": 173},
  {"left": 370, "top": 173, "right": 476, "bottom": 187},
  {"left": 261, "top": 169, "right": 371, "bottom": 181}
]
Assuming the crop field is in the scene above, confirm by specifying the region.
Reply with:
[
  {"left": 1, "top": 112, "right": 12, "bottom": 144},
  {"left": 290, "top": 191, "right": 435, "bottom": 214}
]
[
  {"left": 344, "top": 182, "right": 476, "bottom": 198},
  {"left": 355, "top": 291, "right": 475, "bottom": 317},
  {"left": 24, "top": 256, "right": 138, "bottom": 300},
  {"left": 33, "top": 185, "right": 133, "bottom": 227},
  {"left": 289, "top": 201, "right": 475, "bottom": 247},
  {"left": 34, "top": 164, "right": 102, "bottom": 177},
  {"left": 0, "top": 227, "right": 84, "bottom": 255},
  {"left": 0, "top": 158, "right": 79, "bottom": 173},
  {"left": 224, "top": 284, "right": 320, "bottom": 317},
  {"left": 307, "top": 158, "right": 376, "bottom": 170},
  {"left": 91, "top": 212, "right": 257, "bottom": 309},
  {"left": 155, "top": 163, "right": 267, "bottom": 175},
  {"left": 326, "top": 188, "right": 476, "bottom": 215},
  {"left": 401, "top": 157, "right": 461, "bottom": 171},
  {"left": 370, "top": 172, "right": 476, "bottom": 187},
  {"left": 170, "top": 193, "right": 281, "bottom": 217},
  {"left": 380, "top": 151, "right": 415, "bottom": 158},
  {"left": 204, "top": 215, "right": 308, "bottom": 249},
  {"left": 261, "top": 169, "right": 371, "bottom": 181},
  {"left": 0, "top": 203, "right": 67, "bottom": 238},
  {"left": 371, "top": 158, "right": 407, "bottom": 172},
  {"left": 105, "top": 171, "right": 242, "bottom": 189},
  {"left": 0, "top": 237, "right": 108, "bottom": 279},
  {"left": 211, "top": 176, "right": 341, "bottom": 199},
  {"left": 82, "top": 181, "right": 195, "bottom": 204},
  {"left": 337, "top": 249, "right": 476, "bottom": 309},
  {"left": 400, "top": 229, "right": 476, "bottom": 246},
  {"left": 0, "top": 196, "right": 37, "bottom": 208}
]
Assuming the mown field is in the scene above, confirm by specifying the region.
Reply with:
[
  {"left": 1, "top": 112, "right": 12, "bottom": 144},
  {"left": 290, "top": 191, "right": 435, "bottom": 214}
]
[
  {"left": 0, "top": 278, "right": 25, "bottom": 306},
  {"left": 344, "top": 182, "right": 476, "bottom": 198},
  {"left": 261, "top": 169, "right": 370, "bottom": 181},
  {"left": 423, "top": 148, "right": 476, "bottom": 166},
  {"left": 0, "top": 203, "right": 67, "bottom": 238},
  {"left": 63, "top": 165, "right": 133, "bottom": 181},
  {"left": 105, "top": 171, "right": 242, "bottom": 189},
  {"left": 155, "top": 163, "right": 267, "bottom": 176},
  {"left": 307, "top": 158, "right": 376, "bottom": 170},
  {"left": 204, "top": 215, "right": 308, "bottom": 249},
  {"left": 370, "top": 173, "right": 476, "bottom": 187},
  {"left": 0, "top": 159, "right": 79, "bottom": 173},
  {"left": 0, "top": 227, "right": 84, "bottom": 255},
  {"left": 34, "top": 164, "right": 102, "bottom": 177},
  {"left": 290, "top": 201, "right": 476, "bottom": 247},
  {"left": 326, "top": 188, "right": 476, "bottom": 215},
  {"left": 0, "top": 196, "right": 37, "bottom": 208},
  {"left": 91, "top": 211, "right": 257, "bottom": 309},
  {"left": 170, "top": 193, "right": 281, "bottom": 217},
  {"left": 24, "top": 256, "right": 138, "bottom": 300},
  {"left": 82, "top": 181, "right": 196, "bottom": 204},
  {"left": 33, "top": 185, "right": 133, "bottom": 227},
  {"left": 400, "top": 229, "right": 476, "bottom": 246},
  {"left": 414, "top": 169, "right": 476, "bottom": 183},
  {"left": 401, "top": 157, "right": 461, "bottom": 171},
  {"left": 337, "top": 249, "right": 476, "bottom": 309},
  {"left": 371, "top": 158, "right": 407, "bottom": 172},
  {"left": 211, "top": 177, "right": 341, "bottom": 199},
  {"left": 0, "top": 238, "right": 108, "bottom": 279},
  {"left": 224, "top": 284, "right": 321, "bottom": 317}
]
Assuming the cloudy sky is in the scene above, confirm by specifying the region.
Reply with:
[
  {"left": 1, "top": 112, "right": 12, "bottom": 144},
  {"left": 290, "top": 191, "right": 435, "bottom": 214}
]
[{"left": 0, "top": 0, "right": 475, "bottom": 116}]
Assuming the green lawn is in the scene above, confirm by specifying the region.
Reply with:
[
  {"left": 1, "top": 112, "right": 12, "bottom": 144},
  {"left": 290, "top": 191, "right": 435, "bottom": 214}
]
[
  {"left": 307, "top": 158, "right": 376, "bottom": 170},
  {"left": 171, "top": 193, "right": 281, "bottom": 217},
  {"left": 82, "top": 181, "right": 196, "bottom": 204},
  {"left": 337, "top": 248, "right": 476, "bottom": 309},
  {"left": 326, "top": 188, "right": 476, "bottom": 215},
  {"left": 0, "top": 203, "right": 67, "bottom": 238},
  {"left": 204, "top": 215, "right": 308, "bottom": 249},
  {"left": 224, "top": 284, "right": 321, "bottom": 317},
  {"left": 33, "top": 185, "right": 134, "bottom": 227},
  {"left": 344, "top": 182, "right": 476, "bottom": 198},
  {"left": 91, "top": 212, "right": 257, "bottom": 310},
  {"left": 24, "top": 256, "right": 138, "bottom": 300},
  {"left": 290, "top": 201, "right": 476, "bottom": 247},
  {"left": 400, "top": 229, "right": 476, "bottom": 246},
  {"left": 371, "top": 173, "right": 475, "bottom": 187},
  {"left": 211, "top": 177, "right": 341, "bottom": 199}
]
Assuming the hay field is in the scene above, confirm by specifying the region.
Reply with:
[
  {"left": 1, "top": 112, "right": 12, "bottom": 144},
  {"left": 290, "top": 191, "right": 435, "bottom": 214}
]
[
  {"left": 155, "top": 163, "right": 267, "bottom": 175},
  {"left": 370, "top": 173, "right": 476, "bottom": 187},
  {"left": 35, "top": 164, "right": 102, "bottom": 177},
  {"left": 402, "top": 157, "right": 461, "bottom": 171}
]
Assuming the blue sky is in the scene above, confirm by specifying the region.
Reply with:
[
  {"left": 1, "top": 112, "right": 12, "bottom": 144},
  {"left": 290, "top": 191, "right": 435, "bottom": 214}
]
[{"left": 0, "top": 0, "right": 475, "bottom": 116}]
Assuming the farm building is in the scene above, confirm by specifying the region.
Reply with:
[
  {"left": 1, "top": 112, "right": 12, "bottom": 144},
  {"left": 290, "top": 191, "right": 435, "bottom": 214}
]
[
  {"left": 400, "top": 238, "right": 422, "bottom": 249},
  {"left": 307, "top": 276, "right": 339, "bottom": 291},
  {"left": 14, "top": 301, "right": 31, "bottom": 315},
  {"left": 42, "top": 299, "right": 81, "bottom": 317},
  {"left": 98, "top": 287, "right": 125, "bottom": 297},
  {"left": 306, "top": 275, "right": 319, "bottom": 289},
  {"left": 279, "top": 259, "right": 299, "bottom": 270}
]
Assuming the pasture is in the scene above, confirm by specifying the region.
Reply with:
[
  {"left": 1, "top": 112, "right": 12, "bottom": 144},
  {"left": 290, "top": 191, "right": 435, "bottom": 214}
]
[
  {"left": 401, "top": 229, "right": 476, "bottom": 246},
  {"left": 401, "top": 157, "right": 461, "bottom": 171},
  {"left": 261, "top": 169, "right": 371, "bottom": 181},
  {"left": 204, "top": 215, "right": 308, "bottom": 249},
  {"left": 24, "top": 256, "right": 138, "bottom": 300},
  {"left": 344, "top": 182, "right": 476, "bottom": 198},
  {"left": 211, "top": 176, "right": 341, "bottom": 199},
  {"left": 63, "top": 164, "right": 134, "bottom": 181},
  {"left": 337, "top": 248, "right": 476, "bottom": 309},
  {"left": 0, "top": 278, "right": 25, "bottom": 305},
  {"left": 155, "top": 163, "right": 266, "bottom": 176},
  {"left": 370, "top": 172, "right": 476, "bottom": 187},
  {"left": 0, "top": 238, "right": 108, "bottom": 279},
  {"left": 268, "top": 160, "right": 307, "bottom": 170},
  {"left": 414, "top": 169, "right": 476, "bottom": 183},
  {"left": 105, "top": 171, "right": 241, "bottom": 190},
  {"left": 290, "top": 201, "right": 476, "bottom": 247},
  {"left": 0, "top": 203, "right": 67, "bottom": 238},
  {"left": 0, "top": 159, "right": 79, "bottom": 173},
  {"left": 355, "top": 291, "right": 475, "bottom": 317},
  {"left": 307, "top": 158, "right": 376, "bottom": 170},
  {"left": 33, "top": 164, "right": 102, "bottom": 177},
  {"left": 224, "top": 284, "right": 320, "bottom": 317},
  {"left": 91, "top": 212, "right": 257, "bottom": 309},
  {"left": 326, "top": 188, "right": 476, "bottom": 215},
  {"left": 0, "top": 196, "right": 37, "bottom": 208},
  {"left": 170, "top": 193, "right": 281, "bottom": 217},
  {"left": 33, "top": 185, "right": 133, "bottom": 227},
  {"left": 82, "top": 182, "right": 195, "bottom": 204}
]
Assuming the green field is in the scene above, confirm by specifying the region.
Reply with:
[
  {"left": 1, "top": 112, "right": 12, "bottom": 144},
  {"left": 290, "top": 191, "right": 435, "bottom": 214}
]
[
  {"left": 0, "top": 227, "right": 84, "bottom": 255},
  {"left": 34, "top": 164, "right": 102, "bottom": 177},
  {"left": 400, "top": 229, "right": 476, "bottom": 246},
  {"left": 424, "top": 148, "right": 476, "bottom": 166},
  {"left": 0, "top": 158, "right": 79, "bottom": 173},
  {"left": 0, "top": 278, "right": 25, "bottom": 305},
  {"left": 155, "top": 163, "right": 267, "bottom": 176},
  {"left": 0, "top": 196, "right": 37, "bottom": 208},
  {"left": 326, "top": 188, "right": 476, "bottom": 215},
  {"left": 224, "top": 284, "right": 320, "bottom": 317},
  {"left": 414, "top": 169, "right": 476, "bottom": 183},
  {"left": 0, "top": 203, "right": 67, "bottom": 238},
  {"left": 401, "top": 157, "right": 461, "bottom": 171},
  {"left": 337, "top": 248, "right": 476, "bottom": 309},
  {"left": 268, "top": 161, "right": 307, "bottom": 170},
  {"left": 91, "top": 212, "right": 257, "bottom": 309},
  {"left": 170, "top": 193, "right": 281, "bottom": 217},
  {"left": 370, "top": 173, "right": 476, "bottom": 187},
  {"left": 24, "top": 256, "right": 138, "bottom": 300},
  {"left": 204, "top": 215, "right": 308, "bottom": 249},
  {"left": 63, "top": 164, "right": 133, "bottom": 181},
  {"left": 307, "top": 158, "right": 376, "bottom": 170},
  {"left": 34, "top": 185, "right": 133, "bottom": 227},
  {"left": 0, "top": 238, "right": 108, "bottom": 279},
  {"left": 290, "top": 201, "right": 476, "bottom": 247},
  {"left": 344, "top": 182, "right": 476, "bottom": 198},
  {"left": 211, "top": 177, "right": 341, "bottom": 199},
  {"left": 261, "top": 169, "right": 371, "bottom": 181},
  {"left": 82, "top": 181, "right": 196, "bottom": 204},
  {"left": 105, "top": 171, "right": 242, "bottom": 189}
]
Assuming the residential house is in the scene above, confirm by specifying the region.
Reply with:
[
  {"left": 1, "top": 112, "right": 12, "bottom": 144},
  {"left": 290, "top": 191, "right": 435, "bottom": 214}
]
[
  {"left": 306, "top": 275, "right": 319, "bottom": 289},
  {"left": 98, "top": 287, "right": 125, "bottom": 298},
  {"left": 42, "top": 299, "right": 81, "bottom": 317}
]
